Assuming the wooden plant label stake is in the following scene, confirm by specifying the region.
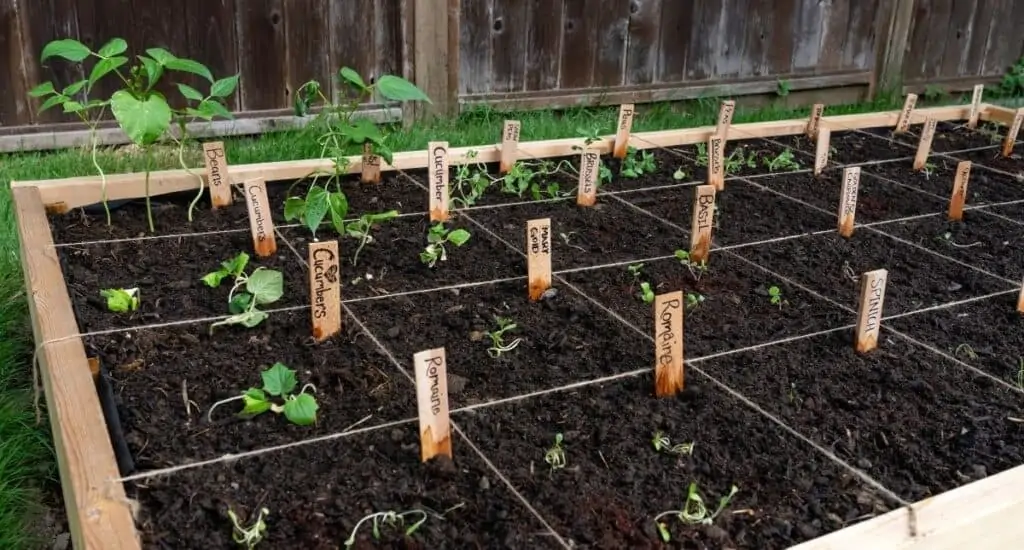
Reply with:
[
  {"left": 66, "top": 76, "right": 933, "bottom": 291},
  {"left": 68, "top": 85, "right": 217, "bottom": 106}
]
[
  {"left": 577, "top": 148, "right": 600, "bottom": 206},
  {"left": 715, "top": 100, "right": 735, "bottom": 137},
  {"left": 1017, "top": 277, "right": 1024, "bottom": 314},
  {"left": 806, "top": 103, "right": 825, "bottom": 139},
  {"left": 913, "top": 117, "right": 938, "bottom": 170},
  {"left": 855, "top": 269, "right": 888, "bottom": 354},
  {"left": 1001, "top": 108, "right": 1024, "bottom": 157},
  {"left": 967, "top": 84, "right": 984, "bottom": 128},
  {"left": 414, "top": 347, "right": 452, "bottom": 462},
  {"left": 613, "top": 103, "right": 635, "bottom": 159},
  {"left": 654, "top": 291, "right": 685, "bottom": 397},
  {"left": 309, "top": 240, "right": 341, "bottom": 341},
  {"left": 526, "top": 218, "right": 552, "bottom": 301},
  {"left": 244, "top": 178, "right": 277, "bottom": 257},
  {"left": 203, "top": 141, "right": 232, "bottom": 208},
  {"left": 689, "top": 185, "right": 716, "bottom": 263},
  {"left": 895, "top": 93, "right": 917, "bottom": 133},
  {"left": 500, "top": 120, "right": 521, "bottom": 174},
  {"left": 947, "top": 160, "right": 972, "bottom": 221},
  {"left": 814, "top": 125, "right": 831, "bottom": 176},
  {"left": 707, "top": 135, "right": 725, "bottom": 190},
  {"left": 837, "top": 166, "right": 860, "bottom": 238},
  {"left": 428, "top": 141, "right": 450, "bottom": 221},
  {"left": 361, "top": 143, "right": 381, "bottom": 184}
]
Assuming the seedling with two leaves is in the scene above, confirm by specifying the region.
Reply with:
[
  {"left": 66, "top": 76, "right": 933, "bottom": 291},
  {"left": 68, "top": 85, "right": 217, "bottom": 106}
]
[
  {"left": 768, "top": 285, "right": 787, "bottom": 309},
  {"left": 420, "top": 223, "right": 472, "bottom": 268},
  {"left": 652, "top": 431, "right": 695, "bottom": 457},
  {"left": 544, "top": 433, "right": 567, "bottom": 471},
  {"left": 228, "top": 507, "right": 269, "bottom": 549},
  {"left": 100, "top": 287, "right": 140, "bottom": 313},
  {"left": 654, "top": 482, "right": 740, "bottom": 542},
  {"left": 627, "top": 263, "right": 655, "bottom": 304},
  {"left": 343, "top": 504, "right": 463, "bottom": 548},
  {"left": 201, "top": 253, "right": 284, "bottom": 334},
  {"left": 345, "top": 210, "right": 399, "bottom": 266},
  {"left": 674, "top": 249, "right": 708, "bottom": 280},
  {"left": 208, "top": 363, "right": 319, "bottom": 426},
  {"left": 486, "top": 316, "right": 522, "bottom": 358}
]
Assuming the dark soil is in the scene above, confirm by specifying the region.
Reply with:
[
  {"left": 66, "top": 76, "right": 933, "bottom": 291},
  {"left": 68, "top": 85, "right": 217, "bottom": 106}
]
[
  {"left": 699, "top": 330, "right": 1024, "bottom": 502},
  {"left": 561, "top": 255, "right": 850, "bottom": 358},
  {"left": 592, "top": 148, "right": 701, "bottom": 192},
  {"left": 456, "top": 375, "right": 893, "bottom": 549},
  {"left": 860, "top": 121, "right": 1009, "bottom": 153},
  {"left": 733, "top": 231, "right": 1015, "bottom": 315},
  {"left": 775, "top": 129, "right": 915, "bottom": 166},
  {"left": 954, "top": 144, "right": 1024, "bottom": 175},
  {"left": 665, "top": 137, "right": 815, "bottom": 179},
  {"left": 863, "top": 154, "right": 1024, "bottom": 204},
  {"left": 131, "top": 426, "right": 562, "bottom": 550}
]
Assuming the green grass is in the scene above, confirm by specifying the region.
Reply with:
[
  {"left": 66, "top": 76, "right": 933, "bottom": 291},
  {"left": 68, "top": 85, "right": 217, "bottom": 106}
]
[{"left": 0, "top": 89, "right": 988, "bottom": 547}]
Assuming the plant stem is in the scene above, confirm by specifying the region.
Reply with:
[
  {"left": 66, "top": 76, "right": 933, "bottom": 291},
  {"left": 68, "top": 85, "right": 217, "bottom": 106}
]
[
  {"left": 180, "top": 132, "right": 205, "bottom": 223},
  {"left": 144, "top": 150, "right": 155, "bottom": 233},
  {"left": 89, "top": 130, "right": 111, "bottom": 226}
]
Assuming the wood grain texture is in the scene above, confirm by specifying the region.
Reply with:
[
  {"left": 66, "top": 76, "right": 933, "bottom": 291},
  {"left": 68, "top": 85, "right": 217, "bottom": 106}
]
[
  {"left": 283, "top": 0, "right": 329, "bottom": 103},
  {"left": 0, "top": 0, "right": 33, "bottom": 126},
  {"left": 13, "top": 185, "right": 141, "bottom": 550},
  {"left": 559, "top": 0, "right": 596, "bottom": 89},
  {"left": 185, "top": 0, "right": 239, "bottom": 111},
  {"left": 458, "top": 0, "right": 491, "bottom": 94},
  {"left": 523, "top": 0, "right": 562, "bottom": 91},
  {"left": 656, "top": 0, "right": 694, "bottom": 83},
  {"left": 21, "top": 0, "right": 86, "bottom": 124},
  {"left": 491, "top": 0, "right": 527, "bottom": 93},
  {"left": 330, "top": 0, "right": 376, "bottom": 101},
  {"left": 236, "top": 0, "right": 286, "bottom": 111},
  {"left": 625, "top": 0, "right": 662, "bottom": 86},
  {"left": 592, "top": 0, "right": 630, "bottom": 88}
]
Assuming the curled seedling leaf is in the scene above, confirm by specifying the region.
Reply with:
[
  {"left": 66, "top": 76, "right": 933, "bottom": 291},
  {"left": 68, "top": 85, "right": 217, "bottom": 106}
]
[
  {"left": 100, "top": 287, "right": 139, "bottom": 313},
  {"left": 652, "top": 431, "right": 695, "bottom": 457},
  {"left": 486, "top": 316, "right": 522, "bottom": 358},
  {"left": 655, "top": 482, "right": 739, "bottom": 542},
  {"left": 344, "top": 509, "right": 429, "bottom": 548},
  {"left": 544, "top": 433, "right": 567, "bottom": 471},
  {"left": 228, "top": 507, "right": 269, "bottom": 549},
  {"left": 420, "top": 223, "right": 472, "bottom": 268}
]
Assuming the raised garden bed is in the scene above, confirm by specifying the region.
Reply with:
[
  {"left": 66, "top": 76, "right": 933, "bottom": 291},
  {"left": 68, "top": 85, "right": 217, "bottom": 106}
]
[{"left": 12, "top": 102, "right": 1024, "bottom": 550}]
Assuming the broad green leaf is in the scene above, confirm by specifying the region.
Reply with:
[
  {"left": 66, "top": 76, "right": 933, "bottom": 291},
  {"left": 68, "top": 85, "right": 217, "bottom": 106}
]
[
  {"left": 377, "top": 144, "right": 394, "bottom": 166},
  {"left": 28, "top": 82, "right": 55, "bottom": 97},
  {"left": 176, "top": 83, "right": 204, "bottom": 102},
  {"left": 338, "top": 67, "right": 366, "bottom": 90},
  {"left": 97, "top": 38, "right": 128, "bottom": 58},
  {"left": 110, "top": 90, "right": 171, "bottom": 145},
  {"left": 210, "top": 74, "right": 239, "bottom": 98},
  {"left": 283, "top": 393, "right": 319, "bottom": 426},
  {"left": 39, "top": 95, "right": 65, "bottom": 113},
  {"left": 375, "top": 75, "right": 431, "bottom": 103},
  {"left": 344, "top": 118, "right": 382, "bottom": 144},
  {"left": 62, "top": 101, "right": 85, "bottom": 113},
  {"left": 228, "top": 292, "right": 252, "bottom": 314},
  {"left": 246, "top": 269, "right": 284, "bottom": 305},
  {"left": 165, "top": 58, "right": 214, "bottom": 82},
  {"left": 99, "top": 288, "right": 139, "bottom": 313},
  {"left": 62, "top": 79, "right": 88, "bottom": 97},
  {"left": 198, "top": 99, "right": 233, "bottom": 120},
  {"left": 223, "top": 252, "right": 250, "bottom": 277},
  {"left": 261, "top": 363, "right": 297, "bottom": 396},
  {"left": 304, "top": 186, "right": 330, "bottom": 235},
  {"left": 447, "top": 228, "right": 471, "bottom": 246},
  {"left": 237, "top": 309, "right": 268, "bottom": 328},
  {"left": 201, "top": 269, "right": 229, "bottom": 287},
  {"left": 241, "top": 388, "right": 272, "bottom": 416},
  {"left": 139, "top": 56, "right": 163, "bottom": 89},
  {"left": 88, "top": 56, "right": 128, "bottom": 91},
  {"left": 283, "top": 197, "right": 306, "bottom": 222},
  {"left": 41, "top": 39, "right": 90, "bottom": 62},
  {"left": 144, "top": 47, "right": 176, "bottom": 65}
]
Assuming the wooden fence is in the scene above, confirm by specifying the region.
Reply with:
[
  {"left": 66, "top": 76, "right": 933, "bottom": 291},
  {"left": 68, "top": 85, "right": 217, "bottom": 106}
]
[{"left": 0, "top": 0, "right": 1022, "bottom": 137}]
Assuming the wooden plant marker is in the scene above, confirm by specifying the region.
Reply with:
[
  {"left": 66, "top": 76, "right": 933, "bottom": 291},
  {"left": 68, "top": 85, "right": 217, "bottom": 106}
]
[
  {"left": 577, "top": 148, "right": 600, "bottom": 206},
  {"left": 894, "top": 93, "right": 917, "bottom": 134},
  {"left": 716, "top": 100, "right": 735, "bottom": 138},
  {"left": 414, "top": 347, "right": 452, "bottom": 462},
  {"left": 814, "top": 125, "right": 831, "bottom": 176},
  {"left": 806, "top": 103, "right": 825, "bottom": 139},
  {"left": 308, "top": 240, "right": 341, "bottom": 341},
  {"left": 654, "top": 291, "right": 685, "bottom": 396},
  {"left": 613, "top": 103, "right": 635, "bottom": 159},
  {"left": 1001, "top": 108, "right": 1024, "bottom": 158},
  {"left": 361, "top": 143, "right": 381, "bottom": 184},
  {"left": 855, "top": 269, "right": 888, "bottom": 354},
  {"left": 428, "top": 141, "right": 450, "bottom": 221},
  {"left": 500, "top": 120, "right": 521, "bottom": 174},
  {"left": 837, "top": 166, "right": 860, "bottom": 238},
  {"left": 244, "top": 177, "right": 277, "bottom": 257},
  {"left": 689, "top": 185, "right": 716, "bottom": 263},
  {"left": 967, "top": 84, "right": 984, "bottom": 129},
  {"left": 707, "top": 135, "right": 725, "bottom": 190},
  {"left": 1017, "top": 277, "right": 1024, "bottom": 314},
  {"left": 913, "top": 117, "right": 938, "bottom": 171},
  {"left": 202, "top": 141, "right": 232, "bottom": 208},
  {"left": 526, "top": 218, "right": 552, "bottom": 301},
  {"left": 948, "top": 161, "right": 972, "bottom": 221}
]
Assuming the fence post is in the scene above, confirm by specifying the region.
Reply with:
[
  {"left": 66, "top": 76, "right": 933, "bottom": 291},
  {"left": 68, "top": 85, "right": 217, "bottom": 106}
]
[
  {"left": 408, "top": 0, "right": 460, "bottom": 122},
  {"left": 873, "top": 0, "right": 916, "bottom": 99}
]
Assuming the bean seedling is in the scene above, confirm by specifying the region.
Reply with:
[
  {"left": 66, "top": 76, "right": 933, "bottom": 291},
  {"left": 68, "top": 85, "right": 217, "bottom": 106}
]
[
  {"left": 544, "top": 433, "right": 567, "bottom": 471},
  {"left": 652, "top": 431, "right": 695, "bottom": 456},
  {"left": 420, "top": 223, "right": 472, "bottom": 268},
  {"left": 654, "top": 482, "right": 740, "bottom": 541},
  {"left": 345, "top": 210, "right": 399, "bottom": 266},
  {"left": 100, "top": 288, "right": 139, "bottom": 313},
  {"left": 486, "top": 316, "right": 522, "bottom": 358},
  {"left": 208, "top": 362, "right": 319, "bottom": 426},
  {"left": 228, "top": 507, "right": 269, "bottom": 549},
  {"left": 343, "top": 509, "right": 429, "bottom": 548},
  {"left": 202, "top": 253, "right": 284, "bottom": 333}
]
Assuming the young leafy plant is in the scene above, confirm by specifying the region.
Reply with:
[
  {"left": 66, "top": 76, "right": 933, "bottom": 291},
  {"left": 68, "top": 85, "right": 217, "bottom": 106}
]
[
  {"left": 544, "top": 433, "right": 567, "bottom": 471},
  {"left": 208, "top": 363, "right": 320, "bottom": 426},
  {"left": 655, "top": 482, "right": 740, "bottom": 541},
  {"left": 765, "top": 148, "right": 801, "bottom": 172},
  {"left": 674, "top": 249, "right": 708, "bottom": 280},
  {"left": 420, "top": 223, "right": 471, "bottom": 268},
  {"left": 652, "top": 431, "right": 696, "bottom": 457},
  {"left": 486, "top": 316, "right": 522, "bottom": 358},
  {"left": 685, "top": 292, "right": 705, "bottom": 310},
  {"left": 345, "top": 210, "right": 399, "bottom": 266},
  {"left": 99, "top": 287, "right": 140, "bottom": 313},
  {"left": 767, "top": 285, "right": 786, "bottom": 309},
  {"left": 201, "top": 252, "right": 284, "bottom": 333},
  {"left": 639, "top": 282, "right": 655, "bottom": 304},
  {"left": 228, "top": 507, "right": 269, "bottom": 549},
  {"left": 620, "top": 146, "right": 658, "bottom": 178}
]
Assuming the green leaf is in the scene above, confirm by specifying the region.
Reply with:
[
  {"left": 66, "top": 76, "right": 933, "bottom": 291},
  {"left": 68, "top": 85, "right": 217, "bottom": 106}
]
[
  {"left": 201, "top": 269, "right": 229, "bottom": 287},
  {"left": 338, "top": 67, "right": 366, "bottom": 90},
  {"left": 28, "top": 82, "right": 55, "bottom": 98},
  {"left": 366, "top": 210, "right": 398, "bottom": 224},
  {"left": 144, "top": 47, "right": 176, "bottom": 65},
  {"left": 228, "top": 292, "right": 252, "bottom": 314},
  {"left": 218, "top": 309, "right": 268, "bottom": 330},
  {"left": 88, "top": 56, "right": 128, "bottom": 91},
  {"left": 304, "top": 186, "right": 330, "bottom": 235},
  {"left": 99, "top": 288, "right": 139, "bottom": 313},
  {"left": 246, "top": 269, "right": 284, "bottom": 305},
  {"left": 97, "top": 38, "right": 128, "bottom": 58},
  {"left": 62, "top": 101, "right": 85, "bottom": 113},
  {"left": 210, "top": 74, "right": 239, "bottom": 98},
  {"left": 139, "top": 56, "right": 163, "bottom": 89},
  {"left": 165, "top": 58, "right": 214, "bottom": 82},
  {"left": 447, "top": 229, "right": 471, "bottom": 247},
  {"left": 110, "top": 90, "right": 171, "bottom": 146},
  {"left": 377, "top": 144, "right": 394, "bottom": 166},
  {"left": 283, "top": 393, "right": 319, "bottom": 426},
  {"left": 375, "top": 75, "right": 431, "bottom": 103},
  {"left": 176, "top": 83, "right": 204, "bottom": 102},
  {"left": 62, "top": 79, "right": 88, "bottom": 97},
  {"left": 241, "top": 388, "right": 272, "bottom": 416},
  {"left": 261, "top": 363, "right": 298, "bottom": 396},
  {"left": 38, "top": 95, "right": 65, "bottom": 113},
  {"left": 41, "top": 39, "right": 91, "bottom": 62},
  {"left": 283, "top": 197, "right": 306, "bottom": 222},
  {"left": 199, "top": 99, "right": 233, "bottom": 120},
  {"left": 223, "top": 252, "right": 250, "bottom": 277}
]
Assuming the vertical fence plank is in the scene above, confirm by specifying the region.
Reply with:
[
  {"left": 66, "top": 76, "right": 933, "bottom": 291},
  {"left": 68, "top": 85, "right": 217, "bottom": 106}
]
[
  {"left": 491, "top": 0, "right": 527, "bottom": 93},
  {"left": 330, "top": 0, "right": 376, "bottom": 102},
  {"left": 458, "top": 0, "right": 491, "bottom": 94},
  {"left": 412, "top": 0, "right": 456, "bottom": 117},
  {"left": 236, "top": 0, "right": 286, "bottom": 111},
  {"left": 818, "top": 0, "right": 850, "bottom": 71},
  {"left": 0, "top": 0, "right": 31, "bottom": 126},
  {"left": 842, "top": 0, "right": 879, "bottom": 71},
  {"left": 762, "top": 0, "right": 796, "bottom": 77},
  {"left": 559, "top": 0, "right": 596, "bottom": 89},
  {"left": 965, "top": 0, "right": 998, "bottom": 79},
  {"left": 523, "top": 0, "right": 562, "bottom": 92},
  {"left": 185, "top": 0, "right": 239, "bottom": 112},
  {"left": 921, "top": 0, "right": 953, "bottom": 80},
  {"left": 903, "top": 0, "right": 933, "bottom": 82},
  {"left": 983, "top": 0, "right": 1024, "bottom": 77},
  {"left": 791, "top": 0, "right": 826, "bottom": 73},
  {"left": 684, "top": 0, "right": 718, "bottom": 80},
  {"left": 133, "top": 0, "right": 192, "bottom": 107},
  {"left": 624, "top": 0, "right": 661, "bottom": 86},
  {"left": 655, "top": 0, "right": 694, "bottom": 83},
  {"left": 876, "top": 0, "right": 915, "bottom": 94},
  {"left": 284, "top": 0, "right": 329, "bottom": 104},
  {"left": 74, "top": 0, "right": 131, "bottom": 119},
  {"left": 940, "top": 0, "right": 976, "bottom": 80},
  {"left": 375, "top": 0, "right": 402, "bottom": 83},
  {"left": 592, "top": 0, "right": 629, "bottom": 88}
]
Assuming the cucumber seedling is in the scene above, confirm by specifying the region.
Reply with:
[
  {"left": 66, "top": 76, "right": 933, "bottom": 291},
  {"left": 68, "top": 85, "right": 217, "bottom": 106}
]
[
  {"left": 228, "top": 507, "right": 269, "bottom": 549},
  {"left": 202, "top": 252, "right": 284, "bottom": 333},
  {"left": 654, "top": 482, "right": 740, "bottom": 541},
  {"left": 208, "top": 362, "right": 320, "bottom": 426},
  {"left": 486, "top": 316, "right": 522, "bottom": 358},
  {"left": 100, "top": 287, "right": 140, "bottom": 313},
  {"left": 420, "top": 223, "right": 472, "bottom": 268}
]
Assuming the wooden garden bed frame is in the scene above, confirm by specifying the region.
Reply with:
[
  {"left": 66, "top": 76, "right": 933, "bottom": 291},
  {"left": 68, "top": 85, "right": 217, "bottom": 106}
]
[{"left": 13, "top": 103, "right": 1024, "bottom": 550}]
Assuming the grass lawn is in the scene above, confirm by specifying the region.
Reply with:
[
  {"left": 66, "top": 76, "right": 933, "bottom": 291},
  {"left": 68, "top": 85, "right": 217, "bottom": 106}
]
[{"left": 0, "top": 89, "right": 978, "bottom": 548}]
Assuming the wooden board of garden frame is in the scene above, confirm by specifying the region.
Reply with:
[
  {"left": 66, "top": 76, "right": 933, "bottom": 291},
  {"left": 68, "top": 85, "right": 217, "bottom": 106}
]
[{"left": 12, "top": 102, "right": 1024, "bottom": 550}]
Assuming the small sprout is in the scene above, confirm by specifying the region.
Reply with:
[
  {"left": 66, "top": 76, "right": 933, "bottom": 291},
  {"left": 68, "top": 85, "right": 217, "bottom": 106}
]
[
  {"left": 685, "top": 292, "right": 705, "bottom": 309},
  {"left": 673, "top": 249, "right": 708, "bottom": 280},
  {"left": 765, "top": 148, "right": 801, "bottom": 172},
  {"left": 228, "top": 507, "right": 269, "bottom": 549},
  {"left": 954, "top": 343, "right": 977, "bottom": 360},
  {"left": 620, "top": 147, "right": 658, "bottom": 178},
  {"left": 639, "top": 282, "right": 655, "bottom": 304},
  {"left": 627, "top": 262, "right": 645, "bottom": 281},
  {"left": 655, "top": 482, "right": 740, "bottom": 541},
  {"left": 208, "top": 363, "right": 320, "bottom": 426},
  {"left": 544, "top": 433, "right": 566, "bottom": 471},
  {"left": 768, "top": 286, "right": 786, "bottom": 308},
  {"left": 100, "top": 287, "right": 139, "bottom": 313},
  {"left": 202, "top": 252, "right": 284, "bottom": 333},
  {"left": 486, "top": 316, "right": 522, "bottom": 358},
  {"left": 345, "top": 210, "right": 399, "bottom": 266},
  {"left": 651, "top": 431, "right": 695, "bottom": 456},
  {"left": 672, "top": 168, "right": 687, "bottom": 180},
  {"left": 420, "top": 223, "right": 472, "bottom": 268},
  {"left": 344, "top": 509, "right": 429, "bottom": 548}
]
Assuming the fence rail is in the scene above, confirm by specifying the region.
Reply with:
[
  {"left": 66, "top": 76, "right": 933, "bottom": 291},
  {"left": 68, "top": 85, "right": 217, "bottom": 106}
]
[{"left": 0, "top": 0, "right": 1022, "bottom": 137}]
